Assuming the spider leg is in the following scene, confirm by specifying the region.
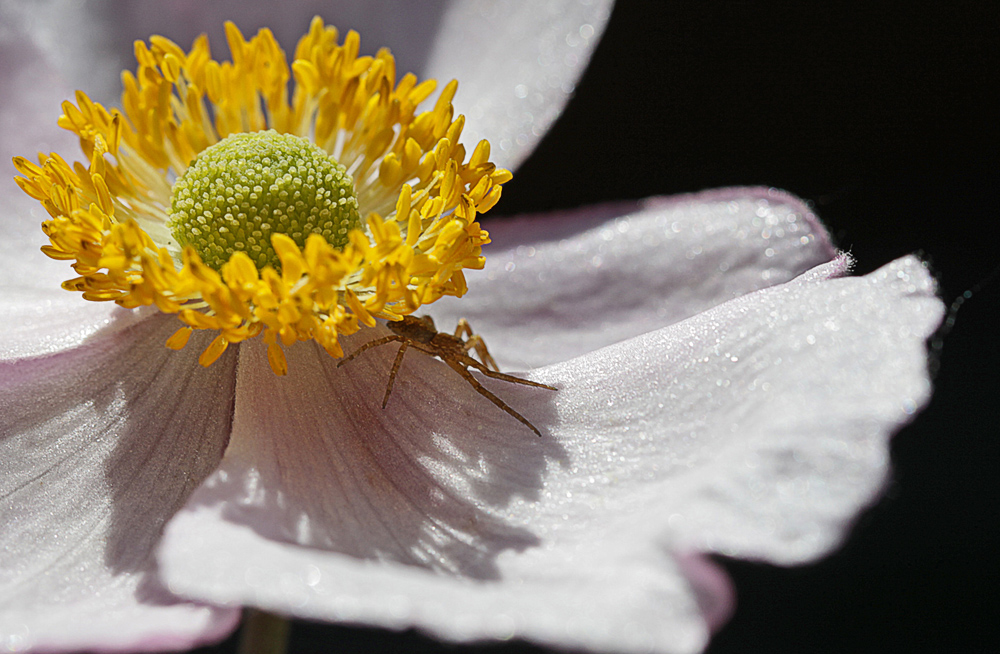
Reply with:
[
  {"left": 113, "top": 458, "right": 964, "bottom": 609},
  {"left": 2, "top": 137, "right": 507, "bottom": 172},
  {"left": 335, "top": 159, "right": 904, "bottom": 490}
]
[
  {"left": 464, "top": 334, "right": 501, "bottom": 372},
  {"left": 337, "top": 335, "right": 401, "bottom": 367},
  {"left": 444, "top": 360, "right": 542, "bottom": 436},
  {"left": 454, "top": 319, "right": 500, "bottom": 371},
  {"left": 382, "top": 341, "right": 409, "bottom": 408},
  {"left": 458, "top": 354, "right": 557, "bottom": 390},
  {"left": 453, "top": 318, "right": 473, "bottom": 339}
]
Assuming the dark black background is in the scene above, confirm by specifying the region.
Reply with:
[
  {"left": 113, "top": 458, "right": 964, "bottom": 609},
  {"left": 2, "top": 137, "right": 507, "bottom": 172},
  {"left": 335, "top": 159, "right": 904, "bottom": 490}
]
[{"left": 198, "top": 2, "right": 1000, "bottom": 653}]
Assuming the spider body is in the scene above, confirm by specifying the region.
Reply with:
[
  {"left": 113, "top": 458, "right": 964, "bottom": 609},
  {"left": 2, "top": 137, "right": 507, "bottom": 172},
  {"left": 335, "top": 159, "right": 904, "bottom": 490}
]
[{"left": 339, "top": 315, "right": 555, "bottom": 435}]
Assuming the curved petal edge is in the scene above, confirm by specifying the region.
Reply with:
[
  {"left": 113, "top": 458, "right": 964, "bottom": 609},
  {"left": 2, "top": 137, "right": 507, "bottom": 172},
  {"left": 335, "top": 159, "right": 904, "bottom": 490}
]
[{"left": 424, "top": 0, "right": 615, "bottom": 171}]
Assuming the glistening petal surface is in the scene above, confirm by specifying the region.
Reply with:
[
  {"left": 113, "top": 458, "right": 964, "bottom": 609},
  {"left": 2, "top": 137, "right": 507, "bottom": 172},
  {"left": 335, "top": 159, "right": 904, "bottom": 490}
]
[
  {"left": 430, "top": 187, "right": 838, "bottom": 369},
  {"left": 0, "top": 2, "right": 135, "bottom": 361},
  {"left": 0, "top": 314, "right": 240, "bottom": 652},
  {"left": 157, "top": 256, "right": 942, "bottom": 654},
  {"left": 424, "top": 0, "right": 615, "bottom": 171}
]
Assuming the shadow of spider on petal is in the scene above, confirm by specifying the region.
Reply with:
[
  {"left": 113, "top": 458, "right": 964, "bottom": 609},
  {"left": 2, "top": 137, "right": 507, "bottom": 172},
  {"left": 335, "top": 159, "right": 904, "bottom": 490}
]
[{"left": 338, "top": 315, "right": 556, "bottom": 436}]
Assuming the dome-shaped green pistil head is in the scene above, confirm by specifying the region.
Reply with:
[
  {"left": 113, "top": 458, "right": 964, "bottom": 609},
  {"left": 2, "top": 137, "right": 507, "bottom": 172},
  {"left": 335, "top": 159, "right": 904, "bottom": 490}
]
[{"left": 168, "top": 130, "right": 361, "bottom": 271}]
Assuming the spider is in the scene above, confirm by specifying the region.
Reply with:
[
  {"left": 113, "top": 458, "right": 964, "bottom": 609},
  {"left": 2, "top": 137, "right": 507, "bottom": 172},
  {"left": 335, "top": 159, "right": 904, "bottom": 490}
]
[{"left": 338, "top": 315, "right": 556, "bottom": 435}]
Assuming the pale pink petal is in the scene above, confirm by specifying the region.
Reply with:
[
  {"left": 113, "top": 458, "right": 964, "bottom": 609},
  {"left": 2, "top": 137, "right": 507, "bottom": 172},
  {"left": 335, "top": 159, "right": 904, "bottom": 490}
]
[
  {"left": 158, "top": 256, "right": 941, "bottom": 653},
  {"left": 430, "top": 187, "right": 837, "bottom": 369},
  {"left": 172, "top": 330, "right": 549, "bottom": 576},
  {"left": 0, "top": 314, "right": 240, "bottom": 652},
  {"left": 423, "top": 0, "right": 615, "bottom": 171},
  {"left": 0, "top": 2, "right": 115, "bottom": 116},
  {"left": 0, "top": 290, "right": 157, "bottom": 363},
  {"left": 0, "top": 2, "right": 83, "bottom": 257},
  {"left": 619, "top": 257, "right": 942, "bottom": 563},
  {"left": 0, "top": 2, "right": 135, "bottom": 363},
  {"left": 674, "top": 552, "right": 735, "bottom": 633},
  {"left": 156, "top": 333, "right": 707, "bottom": 653}
]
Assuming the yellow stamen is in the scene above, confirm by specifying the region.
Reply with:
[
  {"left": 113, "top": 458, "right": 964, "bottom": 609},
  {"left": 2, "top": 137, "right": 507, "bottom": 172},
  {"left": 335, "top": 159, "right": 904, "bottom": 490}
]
[
  {"left": 13, "top": 17, "right": 509, "bottom": 374},
  {"left": 165, "top": 326, "right": 194, "bottom": 350},
  {"left": 199, "top": 334, "right": 229, "bottom": 367}
]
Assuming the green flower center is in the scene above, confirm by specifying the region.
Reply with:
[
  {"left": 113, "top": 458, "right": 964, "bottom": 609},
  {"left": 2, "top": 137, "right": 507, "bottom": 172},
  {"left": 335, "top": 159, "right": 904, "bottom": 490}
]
[{"left": 168, "top": 130, "right": 361, "bottom": 271}]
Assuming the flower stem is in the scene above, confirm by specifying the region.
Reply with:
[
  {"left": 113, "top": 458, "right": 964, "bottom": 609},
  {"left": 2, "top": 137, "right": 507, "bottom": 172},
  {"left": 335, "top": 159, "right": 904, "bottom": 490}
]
[{"left": 237, "top": 609, "right": 290, "bottom": 654}]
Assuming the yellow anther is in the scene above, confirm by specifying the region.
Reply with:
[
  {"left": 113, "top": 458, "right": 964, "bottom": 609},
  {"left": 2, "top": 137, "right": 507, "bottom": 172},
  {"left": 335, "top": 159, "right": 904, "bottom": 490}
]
[
  {"left": 166, "top": 327, "right": 194, "bottom": 350},
  {"left": 223, "top": 252, "right": 260, "bottom": 290},
  {"left": 224, "top": 22, "right": 248, "bottom": 66},
  {"left": 199, "top": 334, "right": 229, "bottom": 367},
  {"left": 291, "top": 59, "right": 321, "bottom": 95},
  {"left": 267, "top": 342, "right": 288, "bottom": 375},
  {"left": 394, "top": 183, "right": 413, "bottom": 223},
  {"left": 93, "top": 175, "right": 114, "bottom": 216},
  {"left": 469, "top": 140, "right": 491, "bottom": 168},
  {"left": 161, "top": 53, "right": 182, "bottom": 83}
]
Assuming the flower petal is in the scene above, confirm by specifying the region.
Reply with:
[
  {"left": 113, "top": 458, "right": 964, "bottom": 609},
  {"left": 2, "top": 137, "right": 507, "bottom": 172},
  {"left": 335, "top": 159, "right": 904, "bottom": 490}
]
[
  {"left": 609, "top": 256, "right": 942, "bottom": 563},
  {"left": 167, "top": 331, "right": 552, "bottom": 577},
  {"left": 0, "top": 2, "right": 139, "bottom": 363},
  {"left": 0, "top": 1, "right": 114, "bottom": 117},
  {"left": 0, "top": 289, "right": 156, "bottom": 363},
  {"left": 159, "top": 256, "right": 939, "bottom": 653},
  {"left": 1, "top": 2, "right": 83, "bottom": 251},
  {"left": 430, "top": 187, "right": 838, "bottom": 369},
  {"left": 423, "top": 0, "right": 615, "bottom": 171},
  {"left": 0, "top": 314, "right": 240, "bottom": 652},
  {"left": 158, "top": 333, "right": 709, "bottom": 654},
  {"left": 525, "top": 255, "right": 942, "bottom": 566}
]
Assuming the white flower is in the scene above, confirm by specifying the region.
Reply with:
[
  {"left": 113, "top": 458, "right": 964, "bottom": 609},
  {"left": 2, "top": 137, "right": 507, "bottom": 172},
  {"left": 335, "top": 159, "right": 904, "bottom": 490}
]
[{"left": 0, "top": 2, "right": 943, "bottom": 653}]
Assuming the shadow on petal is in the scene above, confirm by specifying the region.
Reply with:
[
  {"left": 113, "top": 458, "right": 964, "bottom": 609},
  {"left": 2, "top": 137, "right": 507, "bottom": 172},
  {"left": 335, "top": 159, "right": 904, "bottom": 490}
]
[
  {"left": 190, "top": 326, "right": 564, "bottom": 581},
  {"left": 0, "top": 312, "right": 240, "bottom": 647},
  {"left": 0, "top": 312, "right": 236, "bottom": 600}
]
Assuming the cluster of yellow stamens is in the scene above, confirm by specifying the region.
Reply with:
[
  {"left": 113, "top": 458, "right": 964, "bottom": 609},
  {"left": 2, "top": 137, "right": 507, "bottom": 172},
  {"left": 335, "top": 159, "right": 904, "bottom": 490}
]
[{"left": 13, "top": 17, "right": 508, "bottom": 375}]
